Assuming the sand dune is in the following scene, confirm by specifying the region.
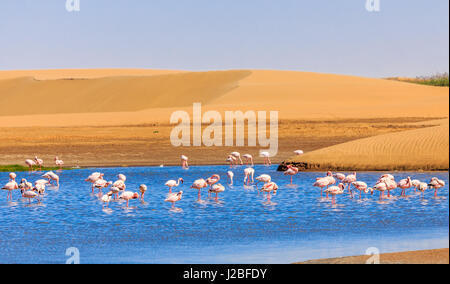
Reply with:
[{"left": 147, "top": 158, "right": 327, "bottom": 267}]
[
  {"left": 282, "top": 120, "right": 449, "bottom": 171},
  {"left": 0, "top": 69, "right": 448, "bottom": 126}
]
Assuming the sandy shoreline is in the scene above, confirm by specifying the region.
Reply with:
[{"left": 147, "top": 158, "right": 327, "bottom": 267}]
[{"left": 297, "top": 248, "right": 449, "bottom": 264}]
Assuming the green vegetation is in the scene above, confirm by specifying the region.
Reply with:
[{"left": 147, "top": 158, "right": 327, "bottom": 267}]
[
  {"left": 388, "top": 73, "right": 449, "bottom": 87},
  {"left": 0, "top": 165, "right": 64, "bottom": 173}
]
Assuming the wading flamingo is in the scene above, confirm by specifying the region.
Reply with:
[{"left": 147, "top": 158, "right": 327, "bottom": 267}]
[
  {"left": 333, "top": 173, "right": 346, "bottom": 183},
  {"left": 119, "top": 191, "right": 139, "bottom": 208},
  {"left": 260, "top": 152, "right": 271, "bottom": 166},
  {"left": 165, "top": 191, "right": 183, "bottom": 209},
  {"left": 418, "top": 182, "right": 428, "bottom": 199},
  {"left": 206, "top": 175, "right": 221, "bottom": 197},
  {"left": 34, "top": 156, "right": 44, "bottom": 171},
  {"left": 226, "top": 155, "right": 237, "bottom": 168},
  {"left": 42, "top": 171, "right": 60, "bottom": 187},
  {"left": 284, "top": 165, "right": 299, "bottom": 185},
  {"left": 411, "top": 179, "right": 421, "bottom": 193},
  {"left": 165, "top": 178, "right": 184, "bottom": 194},
  {"left": 243, "top": 154, "right": 254, "bottom": 166},
  {"left": 117, "top": 174, "right": 127, "bottom": 182},
  {"left": 101, "top": 192, "right": 113, "bottom": 208},
  {"left": 313, "top": 178, "right": 329, "bottom": 198},
  {"left": 324, "top": 183, "right": 345, "bottom": 205},
  {"left": 343, "top": 172, "right": 357, "bottom": 195},
  {"left": 139, "top": 185, "right": 148, "bottom": 201},
  {"left": 85, "top": 172, "right": 104, "bottom": 193},
  {"left": 227, "top": 171, "right": 234, "bottom": 186},
  {"left": 25, "top": 159, "right": 36, "bottom": 172},
  {"left": 398, "top": 177, "right": 412, "bottom": 197},
  {"left": 370, "top": 182, "right": 388, "bottom": 201},
  {"left": 94, "top": 179, "right": 113, "bottom": 195},
  {"left": 352, "top": 181, "right": 369, "bottom": 200},
  {"left": 23, "top": 190, "right": 39, "bottom": 203},
  {"left": 209, "top": 184, "right": 225, "bottom": 201},
  {"left": 384, "top": 179, "right": 398, "bottom": 198},
  {"left": 244, "top": 168, "right": 255, "bottom": 185},
  {"left": 181, "top": 155, "right": 189, "bottom": 169},
  {"left": 2, "top": 181, "right": 18, "bottom": 201},
  {"left": 19, "top": 179, "right": 33, "bottom": 195},
  {"left": 113, "top": 178, "right": 126, "bottom": 198},
  {"left": 9, "top": 173, "right": 16, "bottom": 182},
  {"left": 261, "top": 182, "right": 278, "bottom": 203},
  {"left": 231, "top": 152, "right": 243, "bottom": 165},
  {"left": 255, "top": 174, "right": 272, "bottom": 195},
  {"left": 55, "top": 156, "right": 64, "bottom": 170},
  {"left": 191, "top": 179, "right": 208, "bottom": 201},
  {"left": 428, "top": 178, "right": 445, "bottom": 198}
]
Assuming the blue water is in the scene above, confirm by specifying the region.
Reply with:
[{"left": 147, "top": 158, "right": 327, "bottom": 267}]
[{"left": 0, "top": 166, "right": 448, "bottom": 264}]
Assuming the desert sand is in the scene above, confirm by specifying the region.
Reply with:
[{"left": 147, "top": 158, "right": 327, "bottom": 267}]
[
  {"left": 0, "top": 69, "right": 448, "bottom": 168},
  {"left": 298, "top": 248, "right": 449, "bottom": 264}
]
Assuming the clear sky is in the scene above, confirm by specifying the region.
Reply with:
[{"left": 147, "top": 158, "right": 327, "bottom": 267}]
[{"left": 0, "top": 0, "right": 448, "bottom": 77}]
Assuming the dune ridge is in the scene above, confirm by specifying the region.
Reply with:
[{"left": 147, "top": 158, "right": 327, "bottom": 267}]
[{"left": 281, "top": 120, "right": 449, "bottom": 171}]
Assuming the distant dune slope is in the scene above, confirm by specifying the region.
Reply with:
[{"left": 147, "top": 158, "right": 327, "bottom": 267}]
[
  {"left": 282, "top": 120, "right": 449, "bottom": 171},
  {"left": 0, "top": 70, "right": 251, "bottom": 115},
  {"left": 0, "top": 69, "right": 448, "bottom": 125}
]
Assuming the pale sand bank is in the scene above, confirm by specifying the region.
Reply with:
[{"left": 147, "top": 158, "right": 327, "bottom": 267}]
[{"left": 298, "top": 248, "right": 449, "bottom": 264}]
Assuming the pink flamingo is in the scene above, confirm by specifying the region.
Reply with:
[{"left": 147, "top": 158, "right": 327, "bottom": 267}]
[
  {"left": 25, "top": 159, "right": 36, "bottom": 172},
  {"left": 428, "top": 178, "right": 445, "bottom": 198},
  {"left": 101, "top": 192, "right": 113, "bottom": 208},
  {"left": 55, "top": 156, "right": 64, "bottom": 170},
  {"left": 231, "top": 152, "right": 243, "bottom": 165},
  {"left": 165, "top": 178, "right": 184, "bottom": 194},
  {"left": 42, "top": 171, "right": 60, "bottom": 187},
  {"left": 9, "top": 172, "right": 17, "bottom": 182},
  {"left": 94, "top": 179, "right": 113, "bottom": 195},
  {"left": 313, "top": 178, "right": 329, "bottom": 198},
  {"left": 119, "top": 191, "right": 139, "bottom": 208},
  {"left": 2, "top": 181, "right": 18, "bottom": 201},
  {"left": 261, "top": 182, "right": 278, "bottom": 203},
  {"left": 343, "top": 172, "right": 357, "bottom": 195},
  {"left": 244, "top": 168, "right": 255, "bottom": 185},
  {"left": 226, "top": 155, "right": 237, "bottom": 168},
  {"left": 411, "top": 179, "right": 421, "bottom": 193},
  {"left": 398, "top": 177, "right": 412, "bottom": 197},
  {"left": 181, "top": 155, "right": 189, "bottom": 169},
  {"left": 243, "top": 154, "right": 254, "bottom": 166},
  {"left": 324, "top": 183, "right": 345, "bottom": 205},
  {"left": 284, "top": 165, "right": 299, "bottom": 185},
  {"left": 384, "top": 179, "right": 397, "bottom": 198},
  {"left": 23, "top": 190, "right": 39, "bottom": 203},
  {"left": 255, "top": 174, "right": 272, "bottom": 195},
  {"left": 139, "top": 184, "right": 148, "bottom": 201},
  {"left": 165, "top": 191, "right": 183, "bottom": 209},
  {"left": 370, "top": 182, "right": 388, "bottom": 201},
  {"left": 352, "top": 181, "right": 369, "bottom": 200},
  {"left": 418, "top": 182, "right": 428, "bottom": 199},
  {"left": 209, "top": 184, "right": 225, "bottom": 201},
  {"left": 227, "top": 171, "right": 234, "bottom": 186},
  {"left": 34, "top": 156, "right": 44, "bottom": 171},
  {"left": 333, "top": 173, "right": 346, "bottom": 183},
  {"left": 85, "top": 172, "right": 104, "bottom": 193},
  {"left": 260, "top": 152, "right": 271, "bottom": 166},
  {"left": 191, "top": 179, "right": 208, "bottom": 201},
  {"left": 19, "top": 179, "right": 33, "bottom": 195},
  {"left": 206, "top": 175, "right": 220, "bottom": 197}
]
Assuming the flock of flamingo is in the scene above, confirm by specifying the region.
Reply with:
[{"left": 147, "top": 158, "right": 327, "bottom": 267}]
[{"left": 1, "top": 151, "right": 447, "bottom": 210}]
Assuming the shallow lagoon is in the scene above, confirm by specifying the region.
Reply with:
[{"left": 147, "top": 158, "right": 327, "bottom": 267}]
[{"left": 0, "top": 165, "right": 448, "bottom": 263}]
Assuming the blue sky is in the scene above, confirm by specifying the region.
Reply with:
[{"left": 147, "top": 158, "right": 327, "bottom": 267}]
[{"left": 0, "top": 0, "right": 448, "bottom": 77}]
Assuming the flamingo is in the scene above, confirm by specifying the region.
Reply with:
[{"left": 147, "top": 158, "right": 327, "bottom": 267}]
[
  {"left": 261, "top": 182, "right": 278, "bottom": 203},
  {"left": 428, "top": 178, "right": 445, "bottom": 198},
  {"left": 25, "top": 159, "right": 36, "bottom": 172},
  {"left": 101, "top": 192, "right": 113, "bottom": 208},
  {"left": 165, "top": 178, "right": 184, "bottom": 194},
  {"left": 418, "top": 182, "right": 428, "bottom": 199},
  {"left": 244, "top": 168, "right": 255, "bottom": 185},
  {"left": 209, "top": 184, "right": 225, "bottom": 201},
  {"left": 85, "top": 172, "right": 104, "bottom": 193},
  {"left": 313, "top": 178, "right": 329, "bottom": 198},
  {"left": 343, "top": 172, "right": 357, "bottom": 195},
  {"left": 34, "top": 156, "right": 44, "bottom": 171},
  {"left": 42, "top": 171, "right": 59, "bottom": 187},
  {"left": 9, "top": 172, "right": 17, "bottom": 182},
  {"left": 206, "top": 175, "right": 220, "bottom": 197},
  {"left": 226, "top": 155, "right": 237, "bottom": 168},
  {"left": 55, "top": 156, "right": 64, "bottom": 170},
  {"left": 370, "top": 182, "right": 388, "bottom": 201},
  {"left": 260, "top": 152, "right": 271, "bottom": 166},
  {"left": 333, "top": 173, "right": 346, "bottom": 183},
  {"left": 227, "top": 171, "right": 234, "bottom": 186},
  {"left": 284, "top": 165, "right": 299, "bottom": 185},
  {"left": 243, "top": 154, "right": 254, "bottom": 166},
  {"left": 119, "top": 191, "right": 139, "bottom": 208},
  {"left": 94, "top": 179, "right": 113, "bottom": 195},
  {"left": 384, "top": 179, "right": 398, "bottom": 198},
  {"left": 2, "top": 181, "right": 18, "bottom": 201},
  {"left": 23, "top": 190, "right": 39, "bottom": 203},
  {"left": 325, "top": 183, "right": 345, "bottom": 205},
  {"left": 294, "top": 150, "right": 304, "bottom": 156},
  {"left": 165, "top": 191, "right": 183, "bottom": 209},
  {"left": 139, "top": 184, "right": 148, "bottom": 200},
  {"left": 255, "top": 174, "right": 272, "bottom": 194},
  {"left": 191, "top": 179, "right": 208, "bottom": 201},
  {"left": 398, "top": 177, "right": 412, "bottom": 197},
  {"left": 19, "top": 179, "right": 33, "bottom": 195},
  {"left": 352, "top": 181, "right": 369, "bottom": 200},
  {"left": 117, "top": 174, "right": 127, "bottom": 182},
  {"left": 113, "top": 178, "right": 126, "bottom": 196},
  {"left": 231, "top": 152, "right": 243, "bottom": 165},
  {"left": 33, "top": 182, "right": 46, "bottom": 197},
  {"left": 411, "top": 179, "right": 421, "bottom": 193},
  {"left": 181, "top": 155, "right": 189, "bottom": 169}
]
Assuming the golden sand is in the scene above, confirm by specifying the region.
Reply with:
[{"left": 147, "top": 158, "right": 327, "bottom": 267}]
[{"left": 298, "top": 248, "right": 449, "bottom": 264}]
